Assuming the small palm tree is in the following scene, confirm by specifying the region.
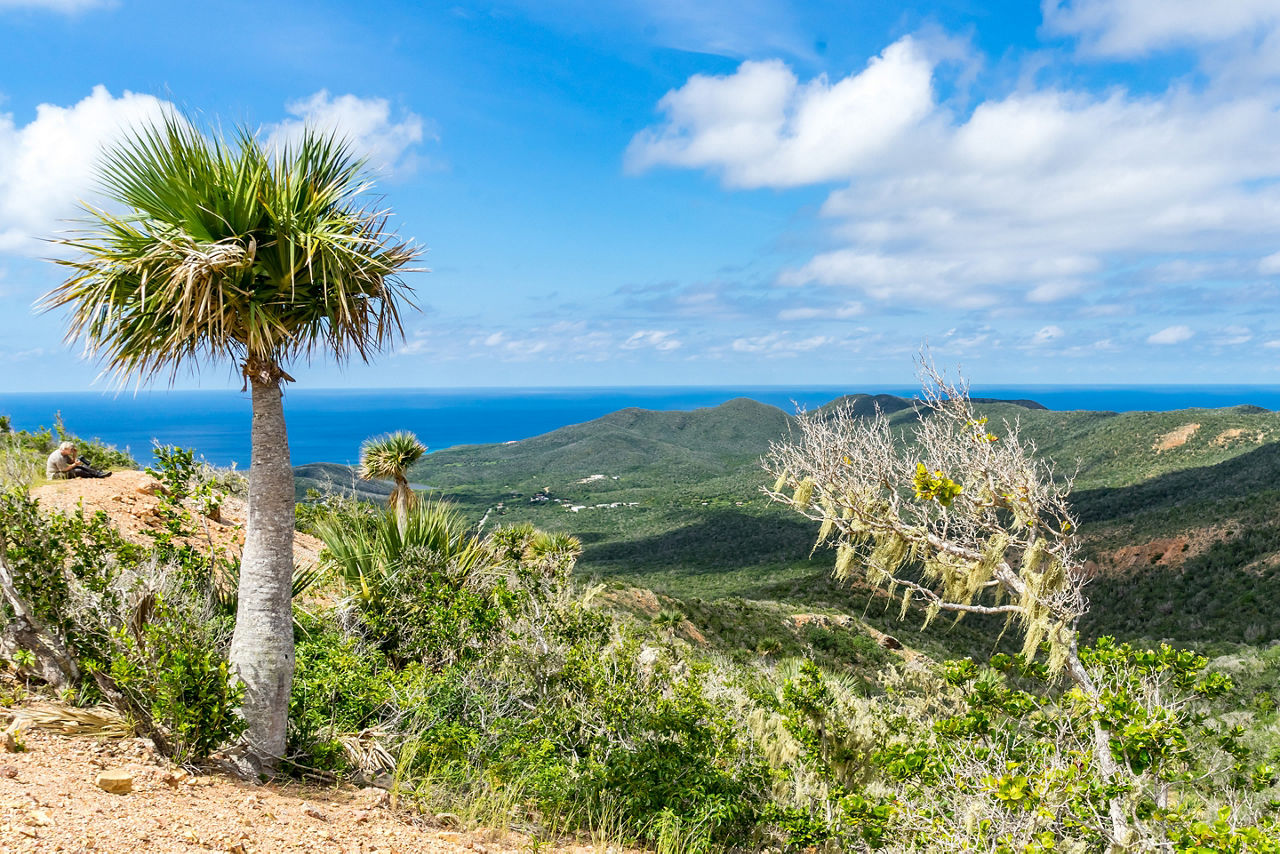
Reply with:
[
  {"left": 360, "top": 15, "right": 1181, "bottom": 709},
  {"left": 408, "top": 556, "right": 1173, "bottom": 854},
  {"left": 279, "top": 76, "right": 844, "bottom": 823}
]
[
  {"left": 653, "top": 608, "right": 685, "bottom": 640},
  {"left": 315, "top": 497, "right": 491, "bottom": 613},
  {"left": 359, "top": 431, "right": 426, "bottom": 532},
  {"left": 41, "top": 115, "right": 420, "bottom": 768}
]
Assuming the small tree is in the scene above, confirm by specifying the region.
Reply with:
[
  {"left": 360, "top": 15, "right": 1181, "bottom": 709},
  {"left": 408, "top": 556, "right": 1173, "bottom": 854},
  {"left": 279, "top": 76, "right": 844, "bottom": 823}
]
[
  {"left": 358, "top": 431, "right": 426, "bottom": 534},
  {"left": 763, "top": 362, "right": 1131, "bottom": 845},
  {"left": 42, "top": 115, "right": 420, "bottom": 769}
]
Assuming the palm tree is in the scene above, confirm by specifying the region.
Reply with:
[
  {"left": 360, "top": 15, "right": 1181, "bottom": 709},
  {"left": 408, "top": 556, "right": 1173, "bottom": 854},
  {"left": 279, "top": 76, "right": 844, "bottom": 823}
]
[
  {"left": 358, "top": 431, "right": 426, "bottom": 533},
  {"left": 41, "top": 114, "right": 420, "bottom": 769},
  {"left": 316, "top": 497, "right": 491, "bottom": 611}
]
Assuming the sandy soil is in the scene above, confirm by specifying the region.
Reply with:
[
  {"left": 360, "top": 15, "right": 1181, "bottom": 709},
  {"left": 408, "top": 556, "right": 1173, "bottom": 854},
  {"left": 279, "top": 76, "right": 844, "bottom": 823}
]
[
  {"left": 0, "top": 722, "right": 624, "bottom": 854},
  {"left": 29, "top": 470, "right": 323, "bottom": 568}
]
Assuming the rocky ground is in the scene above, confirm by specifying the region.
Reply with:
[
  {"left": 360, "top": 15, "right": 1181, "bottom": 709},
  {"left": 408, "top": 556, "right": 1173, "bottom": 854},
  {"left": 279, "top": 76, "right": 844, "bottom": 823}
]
[{"left": 0, "top": 710, "right": 625, "bottom": 854}]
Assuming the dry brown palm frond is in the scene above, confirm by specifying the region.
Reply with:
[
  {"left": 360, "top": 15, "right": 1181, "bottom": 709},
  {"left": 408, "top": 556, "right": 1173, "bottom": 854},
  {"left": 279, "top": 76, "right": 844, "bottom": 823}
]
[
  {"left": 338, "top": 727, "right": 397, "bottom": 777},
  {"left": 14, "top": 700, "right": 136, "bottom": 738}
]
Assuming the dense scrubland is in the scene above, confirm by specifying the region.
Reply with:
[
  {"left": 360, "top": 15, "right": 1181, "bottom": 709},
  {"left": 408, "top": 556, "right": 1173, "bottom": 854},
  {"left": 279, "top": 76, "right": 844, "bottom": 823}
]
[{"left": 5, "top": 391, "right": 1280, "bottom": 852}]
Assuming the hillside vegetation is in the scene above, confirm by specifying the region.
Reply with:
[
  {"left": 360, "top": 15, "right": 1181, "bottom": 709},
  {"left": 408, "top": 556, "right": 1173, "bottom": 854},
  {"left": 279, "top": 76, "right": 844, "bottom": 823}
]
[
  {"left": 363, "top": 395, "right": 1280, "bottom": 647},
  {"left": 8, "top": 398, "right": 1280, "bottom": 851}
]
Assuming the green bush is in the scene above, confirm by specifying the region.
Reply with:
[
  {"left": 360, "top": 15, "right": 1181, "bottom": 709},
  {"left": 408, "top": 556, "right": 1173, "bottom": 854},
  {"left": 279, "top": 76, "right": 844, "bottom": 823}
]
[
  {"left": 0, "top": 488, "right": 142, "bottom": 664},
  {"left": 288, "top": 616, "right": 396, "bottom": 771},
  {"left": 106, "top": 597, "right": 243, "bottom": 763}
]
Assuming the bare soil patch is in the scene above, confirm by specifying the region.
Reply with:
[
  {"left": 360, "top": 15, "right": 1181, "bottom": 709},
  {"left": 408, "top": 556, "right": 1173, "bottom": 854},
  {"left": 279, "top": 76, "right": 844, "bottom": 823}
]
[
  {"left": 1213, "top": 428, "right": 1266, "bottom": 447},
  {"left": 29, "top": 470, "right": 323, "bottom": 568},
  {"left": 1152, "top": 423, "right": 1200, "bottom": 452}
]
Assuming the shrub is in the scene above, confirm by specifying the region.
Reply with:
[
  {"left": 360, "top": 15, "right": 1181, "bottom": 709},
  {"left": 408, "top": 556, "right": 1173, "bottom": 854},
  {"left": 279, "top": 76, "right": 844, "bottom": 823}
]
[
  {"left": 288, "top": 615, "right": 396, "bottom": 772},
  {"left": 105, "top": 596, "right": 243, "bottom": 763}
]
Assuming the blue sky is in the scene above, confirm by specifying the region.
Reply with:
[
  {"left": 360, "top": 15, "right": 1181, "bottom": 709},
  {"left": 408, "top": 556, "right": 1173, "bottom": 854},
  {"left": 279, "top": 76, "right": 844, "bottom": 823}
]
[{"left": 2, "top": 0, "right": 1280, "bottom": 391}]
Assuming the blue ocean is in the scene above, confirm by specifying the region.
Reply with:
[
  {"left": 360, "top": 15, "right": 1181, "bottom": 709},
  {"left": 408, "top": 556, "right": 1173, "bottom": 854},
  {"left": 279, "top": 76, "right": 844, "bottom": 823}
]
[{"left": 4, "top": 385, "right": 1280, "bottom": 469}]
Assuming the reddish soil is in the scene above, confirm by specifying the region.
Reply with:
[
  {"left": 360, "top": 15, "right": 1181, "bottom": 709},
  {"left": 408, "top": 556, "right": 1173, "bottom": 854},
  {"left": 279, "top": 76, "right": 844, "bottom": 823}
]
[{"left": 29, "top": 470, "right": 323, "bottom": 568}]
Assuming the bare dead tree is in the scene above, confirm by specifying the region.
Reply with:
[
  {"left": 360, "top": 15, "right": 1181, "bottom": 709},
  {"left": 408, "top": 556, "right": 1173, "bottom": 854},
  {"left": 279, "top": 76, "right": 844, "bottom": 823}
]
[{"left": 762, "top": 361, "right": 1132, "bottom": 845}]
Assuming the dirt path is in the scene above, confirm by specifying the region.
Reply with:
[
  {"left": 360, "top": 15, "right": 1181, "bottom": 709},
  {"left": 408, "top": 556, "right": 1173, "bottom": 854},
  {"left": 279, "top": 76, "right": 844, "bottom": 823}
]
[{"left": 0, "top": 721, "right": 616, "bottom": 854}]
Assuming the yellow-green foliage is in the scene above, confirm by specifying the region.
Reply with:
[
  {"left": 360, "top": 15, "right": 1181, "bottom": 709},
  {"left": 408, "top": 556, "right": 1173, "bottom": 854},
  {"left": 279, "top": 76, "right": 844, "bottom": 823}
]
[
  {"left": 868, "top": 532, "right": 909, "bottom": 578},
  {"left": 912, "top": 463, "right": 964, "bottom": 507}
]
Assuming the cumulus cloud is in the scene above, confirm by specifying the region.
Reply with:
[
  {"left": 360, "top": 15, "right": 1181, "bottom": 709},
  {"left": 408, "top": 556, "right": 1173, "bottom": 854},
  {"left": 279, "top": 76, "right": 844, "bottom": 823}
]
[
  {"left": 632, "top": 30, "right": 1280, "bottom": 313},
  {"left": 263, "top": 90, "right": 429, "bottom": 177},
  {"left": 1042, "top": 0, "right": 1280, "bottom": 56},
  {"left": 0, "top": 86, "right": 174, "bottom": 253},
  {"left": 0, "top": 88, "right": 432, "bottom": 257},
  {"left": 627, "top": 37, "right": 935, "bottom": 188},
  {"left": 1147, "top": 325, "right": 1194, "bottom": 345}
]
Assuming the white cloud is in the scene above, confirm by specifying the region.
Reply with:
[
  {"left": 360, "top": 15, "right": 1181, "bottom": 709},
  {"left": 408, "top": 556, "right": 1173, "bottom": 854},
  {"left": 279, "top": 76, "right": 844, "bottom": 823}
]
[
  {"left": 1042, "top": 0, "right": 1280, "bottom": 57},
  {"left": 1027, "top": 280, "right": 1089, "bottom": 303},
  {"left": 0, "top": 86, "right": 174, "bottom": 254},
  {"left": 731, "top": 332, "right": 832, "bottom": 354},
  {"left": 1260, "top": 252, "right": 1280, "bottom": 275},
  {"left": 0, "top": 87, "right": 432, "bottom": 257},
  {"left": 1217, "top": 325, "right": 1253, "bottom": 346},
  {"left": 1031, "top": 325, "right": 1065, "bottom": 345},
  {"left": 1147, "top": 325, "right": 1194, "bottom": 345},
  {"left": 627, "top": 37, "right": 935, "bottom": 188},
  {"left": 263, "top": 91, "right": 428, "bottom": 177},
  {"left": 634, "top": 33, "right": 1280, "bottom": 311},
  {"left": 621, "top": 330, "right": 682, "bottom": 351}
]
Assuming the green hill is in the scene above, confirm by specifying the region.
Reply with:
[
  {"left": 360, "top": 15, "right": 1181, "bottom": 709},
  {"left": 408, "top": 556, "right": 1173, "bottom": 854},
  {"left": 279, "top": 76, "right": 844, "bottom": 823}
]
[{"left": 294, "top": 394, "right": 1280, "bottom": 645}]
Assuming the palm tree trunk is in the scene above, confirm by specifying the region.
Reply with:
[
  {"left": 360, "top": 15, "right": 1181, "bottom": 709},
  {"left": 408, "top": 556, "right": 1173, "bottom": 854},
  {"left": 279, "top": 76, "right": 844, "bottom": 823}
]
[
  {"left": 393, "top": 476, "right": 409, "bottom": 537},
  {"left": 228, "top": 376, "right": 296, "bottom": 770}
]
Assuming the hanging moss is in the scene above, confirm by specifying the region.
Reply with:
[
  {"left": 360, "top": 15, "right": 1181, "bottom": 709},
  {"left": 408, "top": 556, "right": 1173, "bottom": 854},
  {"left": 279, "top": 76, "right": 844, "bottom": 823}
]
[
  {"left": 834, "top": 543, "right": 857, "bottom": 580},
  {"left": 869, "top": 532, "right": 908, "bottom": 577},
  {"left": 817, "top": 515, "right": 835, "bottom": 545},
  {"left": 793, "top": 478, "right": 815, "bottom": 507},
  {"left": 1021, "top": 538, "right": 1047, "bottom": 581},
  {"left": 772, "top": 470, "right": 789, "bottom": 493},
  {"left": 921, "top": 600, "right": 941, "bottom": 631}
]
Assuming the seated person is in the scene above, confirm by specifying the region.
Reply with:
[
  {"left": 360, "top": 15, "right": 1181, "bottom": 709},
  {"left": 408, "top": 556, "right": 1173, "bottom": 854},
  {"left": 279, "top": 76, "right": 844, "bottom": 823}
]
[{"left": 46, "top": 442, "right": 112, "bottom": 479}]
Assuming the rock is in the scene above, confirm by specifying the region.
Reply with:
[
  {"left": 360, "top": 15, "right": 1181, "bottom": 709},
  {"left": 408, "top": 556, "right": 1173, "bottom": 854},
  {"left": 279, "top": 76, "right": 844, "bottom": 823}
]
[
  {"left": 355, "top": 786, "right": 390, "bottom": 810},
  {"left": 160, "top": 769, "right": 190, "bottom": 788},
  {"left": 879, "top": 635, "right": 903, "bottom": 650},
  {"left": 0, "top": 765, "right": 17, "bottom": 778},
  {"left": 28, "top": 809, "right": 54, "bottom": 827},
  {"left": 302, "top": 803, "right": 328, "bottom": 822},
  {"left": 95, "top": 769, "right": 133, "bottom": 794},
  {"left": 135, "top": 480, "right": 168, "bottom": 497}
]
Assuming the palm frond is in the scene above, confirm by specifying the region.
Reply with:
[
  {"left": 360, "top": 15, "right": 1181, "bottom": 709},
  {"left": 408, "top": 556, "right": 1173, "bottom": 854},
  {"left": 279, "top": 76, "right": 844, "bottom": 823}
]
[
  {"left": 315, "top": 498, "right": 492, "bottom": 609},
  {"left": 40, "top": 112, "right": 423, "bottom": 383},
  {"left": 358, "top": 431, "right": 427, "bottom": 482}
]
